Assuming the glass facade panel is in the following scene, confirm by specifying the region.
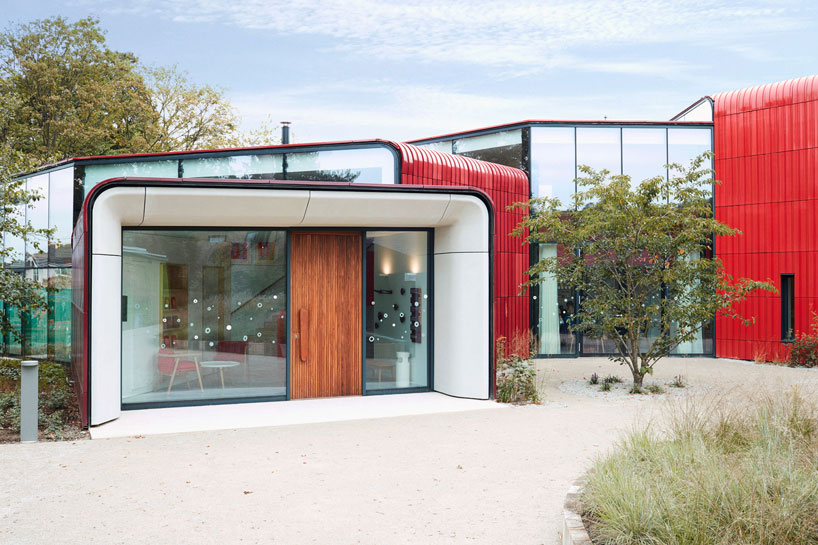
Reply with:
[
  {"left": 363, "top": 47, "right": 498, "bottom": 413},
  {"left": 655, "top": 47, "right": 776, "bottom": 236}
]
[
  {"left": 576, "top": 128, "right": 621, "bottom": 176},
  {"left": 668, "top": 128, "right": 712, "bottom": 168},
  {"left": 181, "top": 154, "right": 283, "bottom": 179},
  {"left": 5, "top": 303, "right": 22, "bottom": 356},
  {"left": 622, "top": 128, "right": 667, "bottom": 188},
  {"left": 365, "top": 231, "right": 430, "bottom": 391},
  {"left": 25, "top": 268, "right": 49, "bottom": 357},
  {"left": 122, "top": 229, "right": 288, "bottom": 406},
  {"left": 26, "top": 173, "right": 49, "bottom": 267},
  {"left": 453, "top": 129, "right": 523, "bottom": 169},
  {"left": 48, "top": 268, "right": 72, "bottom": 362},
  {"left": 537, "top": 244, "right": 577, "bottom": 354},
  {"left": 286, "top": 148, "right": 395, "bottom": 184},
  {"left": 48, "top": 167, "right": 74, "bottom": 266},
  {"left": 84, "top": 160, "right": 179, "bottom": 195},
  {"left": 5, "top": 200, "right": 26, "bottom": 269},
  {"left": 530, "top": 127, "right": 576, "bottom": 205},
  {"left": 417, "top": 141, "right": 453, "bottom": 154}
]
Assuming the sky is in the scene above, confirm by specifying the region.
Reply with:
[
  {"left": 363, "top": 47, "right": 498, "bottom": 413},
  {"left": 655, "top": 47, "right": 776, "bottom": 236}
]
[{"left": 3, "top": 0, "right": 817, "bottom": 143}]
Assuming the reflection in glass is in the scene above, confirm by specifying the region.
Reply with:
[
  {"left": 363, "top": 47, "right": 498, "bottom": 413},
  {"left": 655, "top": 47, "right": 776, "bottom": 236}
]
[
  {"left": 181, "top": 154, "right": 283, "bottom": 179},
  {"left": 26, "top": 174, "right": 49, "bottom": 266},
  {"left": 122, "top": 229, "right": 287, "bottom": 406},
  {"left": 365, "top": 231, "right": 430, "bottom": 390},
  {"left": 530, "top": 127, "right": 576, "bottom": 206},
  {"left": 576, "top": 128, "right": 621, "bottom": 175},
  {"left": 48, "top": 167, "right": 74, "bottom": 266},
  {"left": 417, "top": 141, "right": 453, "bottom": 154},
  {"left": 286, "top": 148, "right": 395, "bottom": 184},
  {"left": 23, "top": 268, "right": 49, "bottom": 357},
  {"left": 537, "top": 244, "right": 577, "bottom": 354},
  {"left": 48, "top": 268, "right": 72, "bottom": 362},
  {"left": 84, "top": 160, "right": 179, "bottom": 195},
  {"left": 453, "top": 129, "right": 523, "bottom": 169},
  {"left": 668, "top": 128, "right": 712, "bottom": 169},
  {"left": 622, "top": 128, "right": 667, "bottom": 188}
]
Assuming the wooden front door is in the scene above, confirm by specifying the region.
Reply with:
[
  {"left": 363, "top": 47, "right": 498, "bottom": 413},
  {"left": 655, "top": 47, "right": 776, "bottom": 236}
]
[{"left": 290, "top": 231, "right": 362, "bottom": 399}]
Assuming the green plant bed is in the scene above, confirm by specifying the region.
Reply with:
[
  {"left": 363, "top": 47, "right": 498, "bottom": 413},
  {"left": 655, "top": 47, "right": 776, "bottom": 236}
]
[
  {"left": 0, "top": 358, "right": 87, "bottom": 442},
  {"left": 581, "top": 389, "right": 818, "bottom": 544}
]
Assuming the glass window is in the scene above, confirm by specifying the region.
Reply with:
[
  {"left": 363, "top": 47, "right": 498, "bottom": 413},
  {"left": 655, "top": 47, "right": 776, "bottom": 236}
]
[
  {"left": 48, "top": 167, "right": 74, "bottom": 266},
  {"left": 781, "top": 274, "right": 795, "bottom": 341},
  {"left": 530, "top": 127, "right": 576, "bottom": 206},
  {"left": 365, "top": 231, "right": 430, "bottom": 391},
  {"left": 48, "top": 268, "right": 72, "bottom": 362},
  {"left": 25, "top": 268, "right": 49, "bottom": 357},
  {"left": 286, "top": 148, "right": 396, "bottom": 184},
  {"left": 668, "top": 128, "right": 712, "bottom": 169},
  {"left": 121, "top": 229, "right": 288, "bottom": 406},
  {"left": 453, "top": 129, "right": 523, "bottom": 169},
  {"left": 25, "top": 173, "right": 49, "bottom": 267},
  {"left": 4, "top": 302, "right": 22, "bottom": 356},
  {"left": 622, "top": 128, "right": 667, "bottom": 188},
  {"left": 537, "top": 244, "right": 577, "bottom": 355},
  {"left": 84, "top": 160, "right": 179, "bottom": 195},
  {"left": 417, "top": 141, "right": 453, "bottom": 154},
  {"left": 576, "top": 128, "right": 621, "bottom": 176},
  {"left": 4, "top": 200, "right": 26, "bottom": 269},
  {"left": 181, "top": 154, "right": 283, "bottom": 179}
]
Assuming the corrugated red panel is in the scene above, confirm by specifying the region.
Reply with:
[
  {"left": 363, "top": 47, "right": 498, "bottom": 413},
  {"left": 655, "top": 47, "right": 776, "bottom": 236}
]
[
  {"left": 395, "top": 143, "right": 531, "bottom": 348},
  {"left": 713, "top": 75, "right": 818, "bottom": 360}
]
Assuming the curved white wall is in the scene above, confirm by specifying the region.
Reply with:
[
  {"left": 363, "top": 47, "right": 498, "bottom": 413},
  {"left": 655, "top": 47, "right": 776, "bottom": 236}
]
[{"left": 89, "top": 184, "right": 490, "bottom": 425}]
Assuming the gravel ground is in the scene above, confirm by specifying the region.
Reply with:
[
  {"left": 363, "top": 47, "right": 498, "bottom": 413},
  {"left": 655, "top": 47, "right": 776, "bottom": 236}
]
[{"left": 2, "top": 357, "right": 817, "bottom": 545}]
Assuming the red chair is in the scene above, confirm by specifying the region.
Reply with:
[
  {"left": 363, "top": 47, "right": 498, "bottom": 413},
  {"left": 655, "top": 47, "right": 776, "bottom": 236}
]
[{"left": 157, "top": 348, "right": 203, "bottom": 393}]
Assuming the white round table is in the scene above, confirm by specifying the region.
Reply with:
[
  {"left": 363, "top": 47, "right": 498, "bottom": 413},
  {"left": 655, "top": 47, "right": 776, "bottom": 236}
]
[{"left": 199, "top": 360, "right": 241, "bottom": 389}]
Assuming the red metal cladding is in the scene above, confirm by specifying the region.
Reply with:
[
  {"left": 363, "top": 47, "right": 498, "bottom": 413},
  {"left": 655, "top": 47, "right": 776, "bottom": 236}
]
[
  {"left": 713, "top": 75, "right": 818, "bottom": 361},
  {"left": 395, "top": 143, "right": 531, "bottom": 346}
]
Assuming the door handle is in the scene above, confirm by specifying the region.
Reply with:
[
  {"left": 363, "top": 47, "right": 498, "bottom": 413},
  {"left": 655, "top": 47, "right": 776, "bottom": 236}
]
[{"left": 298, "top": 308, "right": 309, "bottom": 362}]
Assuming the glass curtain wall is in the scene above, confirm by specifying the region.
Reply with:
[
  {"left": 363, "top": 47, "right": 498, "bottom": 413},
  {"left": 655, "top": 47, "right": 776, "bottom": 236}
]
[
  {"left": 527, "top": 125, "right": 714, "bottom": 357},
  {"left": 453, "top": 129, "right": 524, "bottom": 169},
  {"left": 121, "top": 229, "right": 288, "bottom": 406},
  {"left": 365, "top": 231, "right": 430, "bottom": 391}
]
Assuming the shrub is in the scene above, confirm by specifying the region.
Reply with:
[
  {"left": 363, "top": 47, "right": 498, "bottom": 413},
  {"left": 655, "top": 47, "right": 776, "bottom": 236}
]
[
  {"left": 589, "top": 373, "right": 599, "bottom": 385},
  {"left": 789, "top": 312, "right": 818, "bottom": 368},
  {"left": 644, "top": 384, "right": 665, "bottom": 394},
  {"left": 669, "top": 375, "right": 686, "bottom": 388},
  {"left": 600, "top": 382, "right": 611, "bottom": 392},
  {"left": 496, "top": 334, "right": 540, "bottom": 404},
  {"left": 582, "top": 389, "right": 818, "bottom": 545},
  {"left": 603, "top": 375, "right": 622, "bottom": 384}
]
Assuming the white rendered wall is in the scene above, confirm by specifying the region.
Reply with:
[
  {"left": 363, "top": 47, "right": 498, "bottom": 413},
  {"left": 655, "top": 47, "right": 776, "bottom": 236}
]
[{"left": 88, "top": 185, "right": 490, "bottom": 425}]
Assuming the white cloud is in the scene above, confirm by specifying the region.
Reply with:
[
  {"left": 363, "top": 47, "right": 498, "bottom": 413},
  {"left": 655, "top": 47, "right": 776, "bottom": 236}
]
[
  {"left": 229, "top": 81, "right": 698, "bottom": 143},
  {"left": 88, "top": 0, "right": 811, "bottom": 70}
]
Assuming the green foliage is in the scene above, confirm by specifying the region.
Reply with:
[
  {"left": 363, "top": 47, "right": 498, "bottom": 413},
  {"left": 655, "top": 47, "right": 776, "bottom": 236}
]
[
  {"left": 789, "top": 312, "right": 818, "bottom": 368},
  {"left": 495, "top": 335, "right": 540, "bottom": 404},
  {"left": 589, "top": 372, "right": 599, "bottom": 385},
  {"left": 512, "top": 152, "right": 775, "bottom": 386},
  {"left": 599, "top": 381, "right": 611, "bottom": 392},
  {"left": 644, "top": 384, "right": 665, "bottom": 394},
  {"left": 582, "top": 390, "right": 818, "bottom": 545},
  {"left": 0, "top": 358, "right": 77, "bottom": 439},
  {"left": 603, "top": 375, "right": 622, "bottom": 384},
  {"left": 669, "top": 374, "right": 687, "bottom": 388}
]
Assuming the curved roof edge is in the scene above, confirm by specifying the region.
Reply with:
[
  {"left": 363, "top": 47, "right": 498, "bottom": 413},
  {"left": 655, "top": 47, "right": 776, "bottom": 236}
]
[{"left": 712, "top": 74, "right": 818, "bottom": 117}]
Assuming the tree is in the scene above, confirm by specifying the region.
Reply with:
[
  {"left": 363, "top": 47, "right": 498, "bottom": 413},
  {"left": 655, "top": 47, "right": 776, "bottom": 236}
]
[
  {"left": 0, "top": 147, "right": 53, "bottom": 344},
  {"left": 141, "top": 65, "right": 239, "bottom": 152},
  {"left": 512, "top": 153, "right": 775, "bottom": 388},
  {"left": 0, "top": 17, "right": 157, "bottom": 162}
]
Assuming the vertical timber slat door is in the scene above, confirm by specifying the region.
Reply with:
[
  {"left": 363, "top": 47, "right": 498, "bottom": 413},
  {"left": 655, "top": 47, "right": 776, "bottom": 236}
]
[{"left": 290, "top": 232, "right": 362, "bottom": 398}]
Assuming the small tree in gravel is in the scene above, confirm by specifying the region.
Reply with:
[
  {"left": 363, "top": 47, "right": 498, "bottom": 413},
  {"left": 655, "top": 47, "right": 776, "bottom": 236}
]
[{"left": 512, "top": 153, "right": 774, "bottom": 388}]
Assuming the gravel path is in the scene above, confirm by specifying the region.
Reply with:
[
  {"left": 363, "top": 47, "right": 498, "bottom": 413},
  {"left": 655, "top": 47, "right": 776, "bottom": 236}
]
[{"left": 2, "top": 357, "right": 816, "bottom": 545}]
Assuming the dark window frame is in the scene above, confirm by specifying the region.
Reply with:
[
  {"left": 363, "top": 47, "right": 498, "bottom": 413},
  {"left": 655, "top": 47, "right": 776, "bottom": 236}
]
[{"left": 781, "top": 274, "right": 795, "bottom": 342}]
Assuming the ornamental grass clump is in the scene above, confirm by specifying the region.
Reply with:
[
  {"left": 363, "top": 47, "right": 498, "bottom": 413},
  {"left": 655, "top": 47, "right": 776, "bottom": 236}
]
[
  {"left": 495, "top": 334, "right": 540, "bottom": 404},
  {"left": 582, "top": 388, "right": 818, "bottom": 545}
]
